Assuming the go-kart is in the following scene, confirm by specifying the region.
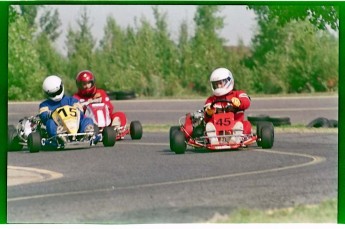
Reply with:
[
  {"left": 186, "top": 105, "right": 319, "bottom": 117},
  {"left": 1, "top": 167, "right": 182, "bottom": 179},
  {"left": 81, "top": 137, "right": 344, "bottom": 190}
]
[
  {"left": 169, "top": 99, "right": 274, "bottom": 154},
  {"left": 8, "top": 115, "right": 40, "bottom": 152},
  {"left": 8, "top": 105, "right": 116, "bottom": 153},
  {"left": 81, "top": 98, "right": 143, "bottom": 141}
]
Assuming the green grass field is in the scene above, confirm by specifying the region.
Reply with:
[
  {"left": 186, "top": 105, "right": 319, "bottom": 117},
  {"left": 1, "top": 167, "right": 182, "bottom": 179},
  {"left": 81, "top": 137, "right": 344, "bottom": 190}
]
[{"left": 207, "top": 199, "right": 337, "bottom": 223}]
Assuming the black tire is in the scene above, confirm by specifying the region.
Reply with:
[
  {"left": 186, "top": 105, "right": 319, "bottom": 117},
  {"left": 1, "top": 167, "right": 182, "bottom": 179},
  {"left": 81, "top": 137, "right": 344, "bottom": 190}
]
[
  {"left": 171, "top": 131, "right": 186, "bottom": 154},
  {"left": 261, "top": 126, "right": 274, "bottom": 149},
  {"left": 268, "top": 116, "right": 291, "bottom": 126},
  {"left": 115, "top": 91, "right": 136, "bottom": 100},
  {"left": 306, "top": 117, "right": 331, "bottom": 128},
  {"left": 106, "top": 91, "right": 117, "bottom": 100},
  {"left": 102, "top": 126, "right": 116, "bottom": 147},
  {"left": 130, "top": 121, "right": 143, "bottom": 140},
  {"left": 169, "top": 126, "right": 180, "bottom": 151},
  {"left": 328, "top": 119, "right": 338, "bottom": 128},
  {"left": 28, "top": 132, "right": 41, "bottom": 153},
  {"left": 247, "top": 115, "right": 270, "bottom": 126},
  {"left": 8, "top": 125, "right": 23, "bottom": 151},
  {"left": 256, "top": 121, "right": 273, "bottom": 147}
]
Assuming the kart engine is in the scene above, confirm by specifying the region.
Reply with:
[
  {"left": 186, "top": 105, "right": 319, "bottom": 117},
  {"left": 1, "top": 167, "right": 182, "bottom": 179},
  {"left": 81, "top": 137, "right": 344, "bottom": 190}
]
[
  {"left": 191, "top": 110, "right": 204, "bottom": 127},
  {"left": 17, "top": 116, "right": 40, "bottom": 141},
  {"left": 191, "top": 110, "right": 205, "bottom": 138}
]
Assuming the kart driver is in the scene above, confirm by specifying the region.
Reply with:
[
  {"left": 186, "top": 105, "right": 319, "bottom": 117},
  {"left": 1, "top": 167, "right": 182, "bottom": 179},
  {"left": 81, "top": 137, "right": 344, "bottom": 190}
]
[
  {"left": 39, "top": 75, "right": 94, "bottom": 138},
  {"left": 73, "top": 70, "right": 126, "bottom": 128},
  {"left": 204, "top": 67, "right": 252, "bottom": 145}
]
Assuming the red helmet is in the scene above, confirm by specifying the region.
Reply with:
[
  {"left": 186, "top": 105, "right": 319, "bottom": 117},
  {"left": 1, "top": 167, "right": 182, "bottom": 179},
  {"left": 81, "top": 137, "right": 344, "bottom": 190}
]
[{"left": 76, "top": 70, "right": 97, "bottom": 97}]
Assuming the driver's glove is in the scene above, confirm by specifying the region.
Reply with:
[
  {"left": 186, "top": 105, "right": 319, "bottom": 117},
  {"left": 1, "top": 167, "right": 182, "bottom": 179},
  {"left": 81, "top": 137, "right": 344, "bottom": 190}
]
[
  {"left": 73, "top": 103, "right": 85, "bottom": 113},
  {"left": 205, "top": 105, "right": 216, "bottom": 116},
  {"left": 231, "top": 97, "right": 241, "bottom": 108},
  {"left": 45, "top": 110, "right": 52, "bottom": 119}
]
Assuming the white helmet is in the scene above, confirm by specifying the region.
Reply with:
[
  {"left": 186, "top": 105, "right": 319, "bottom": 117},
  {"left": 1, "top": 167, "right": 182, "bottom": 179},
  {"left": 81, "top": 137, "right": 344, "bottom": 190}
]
[
  {"left": 42, "top": 75, "right": 64, "bottom": 102},
  {"left": 210, "top": 67, "right": 234, "bottom": 96}
]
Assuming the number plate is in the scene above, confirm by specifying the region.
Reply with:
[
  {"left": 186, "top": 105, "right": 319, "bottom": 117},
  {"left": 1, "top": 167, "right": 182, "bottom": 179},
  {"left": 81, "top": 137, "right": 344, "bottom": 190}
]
[{"left": 213, "top": 112, "right": 234, "bottom": 132}]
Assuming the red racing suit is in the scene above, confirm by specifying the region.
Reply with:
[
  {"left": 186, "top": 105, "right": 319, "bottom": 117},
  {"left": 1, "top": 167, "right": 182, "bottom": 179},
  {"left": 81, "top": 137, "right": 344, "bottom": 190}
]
[
  {"left": 73, "top": 89, "right": 127, "bottom": 127},
  {"left": 204, "top": 90, "right": 252, "bottom": 134}
]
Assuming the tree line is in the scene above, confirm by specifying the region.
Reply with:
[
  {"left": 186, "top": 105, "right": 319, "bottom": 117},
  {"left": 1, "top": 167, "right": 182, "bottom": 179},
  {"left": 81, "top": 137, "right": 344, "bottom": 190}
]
[{"left": 8, "top": 5, "right": 339, "bottom": 101}]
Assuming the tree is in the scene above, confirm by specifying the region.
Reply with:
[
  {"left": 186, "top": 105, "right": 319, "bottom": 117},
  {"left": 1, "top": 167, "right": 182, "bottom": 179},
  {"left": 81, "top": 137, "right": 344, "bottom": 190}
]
[
  {"left": 132, "top": 18, "right": 159, "bottom": 96},
  {"left": 282, "top": 21, "right": 338, "bottom": 92},
  {"left": 9, "top": 5, "right": 19, "bottom": 24},
  {"left": 38, "top": 6, "right": 62, "bottom": 42},
  {"left": 152, "top": 6, "right": 179, "bottom": 96},
  {"left": 65, "top": 7, "right": 96, "bottom": 92},
  {"left": 34, "top": 6, "right": 66, "bottom": 81},
  {"left": 248, "top": 5, "right": 339, "bottom": 30},
  {"left": 190, "top": 5, "right": 228, "bottom": 94},
  {"left": 246, "top": 5, "right": 339, "bottom": 93},
  {"left": 8, "top": 16, "right": 46, "bottom": 100},
  {"left": 35, "top": 33, "right": 67, "bottom": 77},
  {"left": 18, "top": 5, "right": 41, "bottom": 28},
  {"left": 96, "top": 16, "right": 127, "bottom": 91},
  {"left": 244, "top": 13, "right": 284, "bottom": 68},
  {"left": 176, "top": 20, "right": 194, "bottom": 92},
  {"left": 251, "top": 20, "right": 338, "bottom": 94}
]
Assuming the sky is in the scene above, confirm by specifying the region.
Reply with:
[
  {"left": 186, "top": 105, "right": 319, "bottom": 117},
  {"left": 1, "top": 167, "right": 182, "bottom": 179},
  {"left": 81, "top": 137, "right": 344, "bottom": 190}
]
[{"left": 49, "top": 5, "right": 257, "bottom": 55}]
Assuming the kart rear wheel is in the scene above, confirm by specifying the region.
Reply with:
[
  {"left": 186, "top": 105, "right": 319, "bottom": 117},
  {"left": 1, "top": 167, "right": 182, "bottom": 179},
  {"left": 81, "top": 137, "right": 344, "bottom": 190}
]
[
  {"left": 171, "top": 131, "right": 186, "bottom": 154},
  {"left": 130, "top": 121, "right": 143, "bottom": 140},
  {"left": 8, "top": 125, "right": 23, "bottom": 151},
  {"left": 169, "top": 126, "right": 180, "bottom": 151},
  {"left": 102, "top": 126, "right": 116, "bottom": 147},
  {"left": 28, "top": 132, "right": 41, "bottom": 153},
  {"left": 256, "top": 122, "right": 274, "bottom": 149}
]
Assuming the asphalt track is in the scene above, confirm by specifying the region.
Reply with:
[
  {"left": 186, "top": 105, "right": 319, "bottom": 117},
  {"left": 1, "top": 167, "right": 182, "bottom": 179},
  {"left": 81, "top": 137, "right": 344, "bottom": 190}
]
[{"left": 7, "top": 95, "right": 338, "bottom": 223}]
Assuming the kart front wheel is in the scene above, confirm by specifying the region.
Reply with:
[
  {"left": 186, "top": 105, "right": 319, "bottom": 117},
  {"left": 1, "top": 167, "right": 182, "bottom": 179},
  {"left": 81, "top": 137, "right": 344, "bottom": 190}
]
[
  {"left": 169, "top": 126, "right": 180, "bottom": 151},
  {"left": 28, "top": 132, "right": 41, "bottom": 153},
  {"left": 256, "top": 121, "right": 271, "bottom": 147},
  {"left": 259, "top": 123, "right": 274, "bottom": 149},
  {"left": 171, "top": 131, "right": 186, "bottom": 154},
  {"left": 102, "top": 126, "right": 116, "bottom": 147},
  {"left": 130, "top": 121, "right": 143, "bottom": 140}
]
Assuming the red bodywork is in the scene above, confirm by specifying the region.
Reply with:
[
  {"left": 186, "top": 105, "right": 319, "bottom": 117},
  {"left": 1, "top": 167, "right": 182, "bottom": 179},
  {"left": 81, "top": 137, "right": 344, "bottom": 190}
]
[
  {"left": 85, "top": 103, "right": 129, "bottom": 140},
  {"left": 181, "top": 111, "right": 257, "bottom": 150}
]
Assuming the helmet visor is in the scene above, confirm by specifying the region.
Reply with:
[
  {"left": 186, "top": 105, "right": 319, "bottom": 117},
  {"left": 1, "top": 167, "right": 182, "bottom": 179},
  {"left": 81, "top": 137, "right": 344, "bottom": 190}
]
[
  {"left": 77, "top": 80, "right": 94, "bottom": 89},
  {"left": 45, "top": 84, "right": 63, "bottom": 98},
  {"left": 211, "top": 77, "right": 230, "bottom": 90}
]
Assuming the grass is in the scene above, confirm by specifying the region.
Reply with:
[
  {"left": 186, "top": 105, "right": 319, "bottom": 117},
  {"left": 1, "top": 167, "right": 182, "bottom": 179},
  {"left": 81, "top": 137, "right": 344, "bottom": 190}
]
[
  {"left": 207, "top": 199, "right": 337, "bottom": 223},
  {"left": 142, "top": 123, "right": 338, "bottom": 134}
]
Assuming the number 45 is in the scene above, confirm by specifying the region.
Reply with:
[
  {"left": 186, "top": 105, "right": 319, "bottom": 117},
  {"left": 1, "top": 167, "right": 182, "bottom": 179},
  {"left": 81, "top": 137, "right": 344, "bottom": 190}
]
[{"left": 215, "top": 118, "right": 231, "bottom": 126}]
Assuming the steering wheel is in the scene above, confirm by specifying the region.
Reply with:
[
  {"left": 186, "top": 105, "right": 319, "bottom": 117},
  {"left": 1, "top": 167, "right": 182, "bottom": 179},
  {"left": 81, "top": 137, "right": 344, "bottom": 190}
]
[{"left": 210, "top": 99, "right": 234, "bottom": 112}]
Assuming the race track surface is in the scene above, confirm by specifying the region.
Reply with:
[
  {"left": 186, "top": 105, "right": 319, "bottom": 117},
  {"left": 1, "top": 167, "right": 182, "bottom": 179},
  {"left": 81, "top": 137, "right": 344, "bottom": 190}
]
[{"left": 7, "top": 96, "right": 338, "bottom": 223}]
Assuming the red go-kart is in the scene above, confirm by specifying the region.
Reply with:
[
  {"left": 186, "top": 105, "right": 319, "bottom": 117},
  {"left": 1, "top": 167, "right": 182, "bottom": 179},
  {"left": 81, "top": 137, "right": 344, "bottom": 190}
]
[
  {"left": 169, "top": 99, "right": 274, "bottom": 154},
  {"left": 83, "top": 99, "right": 143, "bottom": 143}
]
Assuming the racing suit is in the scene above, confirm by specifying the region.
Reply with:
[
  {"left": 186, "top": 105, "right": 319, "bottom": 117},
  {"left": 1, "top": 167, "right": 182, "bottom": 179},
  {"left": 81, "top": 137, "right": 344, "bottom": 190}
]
[
  {"left": 73, "top": 89, "right": 127, "bottom": 127},
  {"left": 204, "top": 90, "right": 252, "bottom": 134},
  {"left": 39, "top": 96, "right": 94, "bottom": 137}
]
